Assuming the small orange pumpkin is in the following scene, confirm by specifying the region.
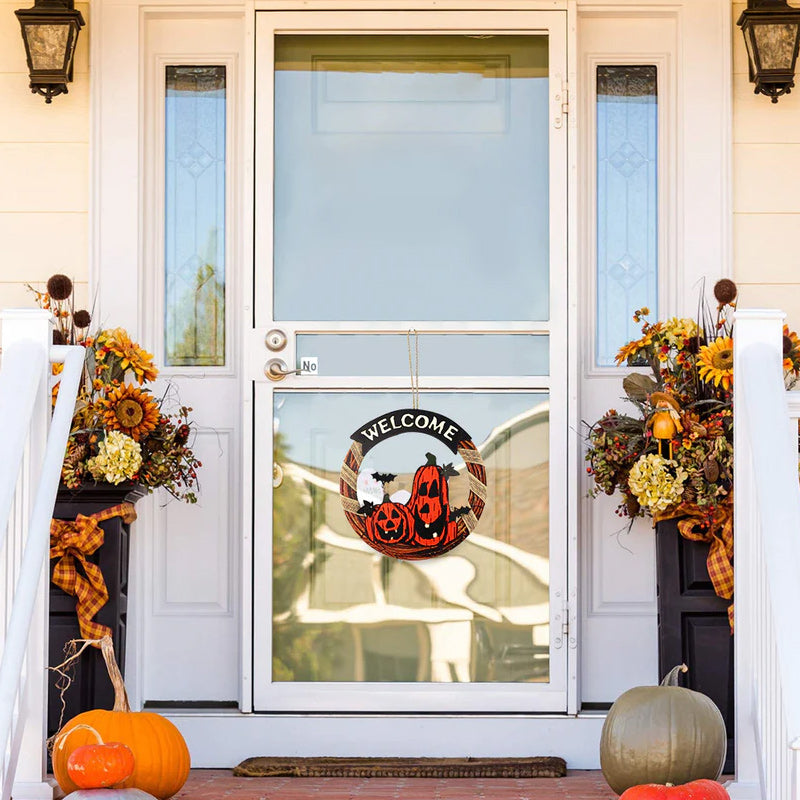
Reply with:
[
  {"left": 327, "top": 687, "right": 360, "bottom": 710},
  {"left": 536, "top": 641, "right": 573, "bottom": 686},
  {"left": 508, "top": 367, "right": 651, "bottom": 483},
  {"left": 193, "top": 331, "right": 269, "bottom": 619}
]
[
  {"left": 63, "top": 724, "right": 135, "bottom": 789},
  {"left": 366, "top": 495, "right": 414, "bottom": 544},
  {"left": 53, "top": 637, "right": 190, "bottom": 799},
  {"left": 620, "top": 779, "right": 730, "bottom": 799}
]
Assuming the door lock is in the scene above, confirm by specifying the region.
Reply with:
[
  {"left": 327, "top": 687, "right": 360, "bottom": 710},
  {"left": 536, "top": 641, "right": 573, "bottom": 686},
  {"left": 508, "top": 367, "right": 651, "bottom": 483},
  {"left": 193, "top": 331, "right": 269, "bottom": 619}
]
[
  {"left": 265, "top": 329, "right": 288, "bottom": 352},
  {"left": 265, "top": 358, "right": 304, "bottom": 381}
]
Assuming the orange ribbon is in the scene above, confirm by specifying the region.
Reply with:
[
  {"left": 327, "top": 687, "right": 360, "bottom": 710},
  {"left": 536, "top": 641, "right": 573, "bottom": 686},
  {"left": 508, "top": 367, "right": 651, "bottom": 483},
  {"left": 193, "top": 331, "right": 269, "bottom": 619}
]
[
  {"left": 656, "top": 497, "right": 734, "bottom": 630},
  {"left": 50, "top": 503, "right": 137, "bottom": 642}
]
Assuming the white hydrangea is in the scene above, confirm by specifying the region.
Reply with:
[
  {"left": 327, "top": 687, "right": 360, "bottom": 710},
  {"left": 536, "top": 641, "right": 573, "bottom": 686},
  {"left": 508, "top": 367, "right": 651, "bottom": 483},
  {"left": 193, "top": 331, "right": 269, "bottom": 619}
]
[
  {"left": 87, "top": 430, "right": 142, "bottom": 484},
  {"left": 628, "top": 453, "right": 688, "bottom": 513}
]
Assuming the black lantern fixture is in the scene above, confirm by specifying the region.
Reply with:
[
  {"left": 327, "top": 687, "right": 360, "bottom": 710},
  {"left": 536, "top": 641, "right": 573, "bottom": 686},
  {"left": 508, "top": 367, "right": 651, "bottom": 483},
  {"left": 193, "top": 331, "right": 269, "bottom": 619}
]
[
  {"left": 15, "top": 0, "right": 85, "bottom": 104},
  {"left": 738, "top": 0, "right": 800, "bottom": 103}
]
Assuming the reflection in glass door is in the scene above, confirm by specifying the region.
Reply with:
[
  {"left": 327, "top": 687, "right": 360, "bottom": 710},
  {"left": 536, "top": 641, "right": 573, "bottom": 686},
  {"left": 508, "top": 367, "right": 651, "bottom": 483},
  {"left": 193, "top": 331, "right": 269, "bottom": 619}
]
[
  {"left": 252, "top": 10, "right": 569, "bottom": 713},
  {"left": 272, "top": 392, "right": 551, "bottom": 684}
]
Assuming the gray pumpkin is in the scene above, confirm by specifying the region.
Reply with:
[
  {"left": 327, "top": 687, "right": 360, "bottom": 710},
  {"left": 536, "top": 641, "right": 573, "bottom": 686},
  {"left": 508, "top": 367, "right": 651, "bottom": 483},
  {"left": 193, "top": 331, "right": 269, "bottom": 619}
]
[{"left": 600, "top": 664, "right": 726, "bottom": 795}]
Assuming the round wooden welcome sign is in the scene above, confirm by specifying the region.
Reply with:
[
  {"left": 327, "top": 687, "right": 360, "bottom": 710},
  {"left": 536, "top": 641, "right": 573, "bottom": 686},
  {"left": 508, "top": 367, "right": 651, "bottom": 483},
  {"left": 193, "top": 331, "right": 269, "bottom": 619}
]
[{"left": 339, "top": 409, "right": 487, "bottom": 560}]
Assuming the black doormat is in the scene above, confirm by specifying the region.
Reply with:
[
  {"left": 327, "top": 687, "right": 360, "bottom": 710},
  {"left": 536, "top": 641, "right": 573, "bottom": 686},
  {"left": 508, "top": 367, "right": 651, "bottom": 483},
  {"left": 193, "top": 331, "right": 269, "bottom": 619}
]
[{"left": 233, "top": 756, "right": 567, "bottom": 779}]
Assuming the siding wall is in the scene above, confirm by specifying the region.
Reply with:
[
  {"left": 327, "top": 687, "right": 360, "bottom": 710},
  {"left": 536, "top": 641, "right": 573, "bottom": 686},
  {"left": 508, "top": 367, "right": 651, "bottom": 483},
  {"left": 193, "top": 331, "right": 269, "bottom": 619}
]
[
  {"left": 733, "top": 1, "right": 800, "bottom": 323},
  {"left": 0, "top": 5, "right": 796, "bottom": 324},
  {"left": 0, "top": 2, "right": 90, "bottom": 313}
]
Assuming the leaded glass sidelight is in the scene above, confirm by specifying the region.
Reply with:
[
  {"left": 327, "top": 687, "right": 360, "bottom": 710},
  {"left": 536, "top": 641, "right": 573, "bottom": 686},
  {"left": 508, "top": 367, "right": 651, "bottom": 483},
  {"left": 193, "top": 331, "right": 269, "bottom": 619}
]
[
  {"left": 596, "top": 66, "right": 658, "bottom": 367},
  {"left": 165, "top": 66, "right": 227, "bottom": 367}
]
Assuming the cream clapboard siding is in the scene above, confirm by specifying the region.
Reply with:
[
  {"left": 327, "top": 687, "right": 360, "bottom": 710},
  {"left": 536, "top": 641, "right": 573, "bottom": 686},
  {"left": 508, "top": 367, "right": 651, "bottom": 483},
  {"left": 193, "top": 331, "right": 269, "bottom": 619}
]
[
  {"left": 0, "top": 1, "right": 90, "bottom": 314},
  {"left": 0, "top": 6, "right": 796, "bottom": 327},
  {"left": 733, "top": 1, "right": 800, "bottom": 323}
]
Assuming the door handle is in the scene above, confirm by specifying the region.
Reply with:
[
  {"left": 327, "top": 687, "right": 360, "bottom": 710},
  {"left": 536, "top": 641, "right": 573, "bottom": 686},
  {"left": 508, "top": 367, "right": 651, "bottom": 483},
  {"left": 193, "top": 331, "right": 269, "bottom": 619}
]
[{"left": 265, "top": 358, "right": 303, "bottom": 381}]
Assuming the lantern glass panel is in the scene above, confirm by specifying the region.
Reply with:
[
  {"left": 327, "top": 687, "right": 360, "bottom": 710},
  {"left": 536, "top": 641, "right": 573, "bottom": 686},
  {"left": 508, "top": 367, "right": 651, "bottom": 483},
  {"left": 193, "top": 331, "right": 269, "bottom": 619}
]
[
  {"left": 23, "top": 23, "right": 69, "bottom": 71},
  {"left": 753, "top": 22, "right": 799, "bottom": 70},
  {"left": 743, "top": 25, "right": 758, "bottom": 75}
]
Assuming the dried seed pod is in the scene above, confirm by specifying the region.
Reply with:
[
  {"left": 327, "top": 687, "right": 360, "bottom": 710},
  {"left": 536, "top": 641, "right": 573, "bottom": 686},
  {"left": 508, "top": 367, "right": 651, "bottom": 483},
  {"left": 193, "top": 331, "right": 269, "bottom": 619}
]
[
  {"left": 703, "top": 457, "right": 720, "bottom": 483},
  {"left": 713, "top": 278, "right": 737, "bottom": 306},
  {"left": 46, "top": 274, "right": 73, "bottom": 301},
  {"left": 73, "top": 309, "right": 92, "bottom": 328}
]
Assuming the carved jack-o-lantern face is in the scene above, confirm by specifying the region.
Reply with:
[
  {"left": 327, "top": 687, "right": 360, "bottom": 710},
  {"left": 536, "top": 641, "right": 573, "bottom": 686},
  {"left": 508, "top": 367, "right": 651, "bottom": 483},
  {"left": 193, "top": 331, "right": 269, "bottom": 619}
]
[
  {"left": 366, "top": 498, "right": 414, "bottom": 544},
  {"left": 409, "top": 452, "right": 453, "bottom": 543}
]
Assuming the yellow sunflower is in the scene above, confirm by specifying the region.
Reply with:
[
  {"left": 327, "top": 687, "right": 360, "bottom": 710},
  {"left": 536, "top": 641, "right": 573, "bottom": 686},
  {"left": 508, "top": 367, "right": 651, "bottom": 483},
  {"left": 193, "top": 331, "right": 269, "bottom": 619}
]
[
  {"left": 100, "top": 328, "right": 158, "bottom": 384},
  {"left": 697, "top": 336, "right": 734, "bottom": 391},
  {"left": 100, "top": 384, "right": 160, "bottom": 440}
]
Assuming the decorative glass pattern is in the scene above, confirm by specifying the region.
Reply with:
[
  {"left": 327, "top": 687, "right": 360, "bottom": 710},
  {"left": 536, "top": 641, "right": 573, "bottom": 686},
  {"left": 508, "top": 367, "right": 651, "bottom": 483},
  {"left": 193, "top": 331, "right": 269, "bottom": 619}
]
[
  {"left": 596, "top": 66, "right": 658, "bottom": 367},
  {"left": 165, "top": 66, "right": 226, "bottom": 367}
]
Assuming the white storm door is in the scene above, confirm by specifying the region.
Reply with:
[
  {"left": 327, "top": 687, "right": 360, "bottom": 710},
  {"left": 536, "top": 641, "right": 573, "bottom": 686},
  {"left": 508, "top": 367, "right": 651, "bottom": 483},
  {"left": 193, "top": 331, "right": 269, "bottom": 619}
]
[{"left": 250, "top": 10, "right": 569, "bottom": 714}]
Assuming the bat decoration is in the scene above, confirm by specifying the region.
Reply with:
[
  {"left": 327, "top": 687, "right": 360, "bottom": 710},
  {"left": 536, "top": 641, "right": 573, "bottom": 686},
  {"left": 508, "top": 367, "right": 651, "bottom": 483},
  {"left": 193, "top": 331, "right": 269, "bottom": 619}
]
[{"left": 372, "top": 472, "right": 397, "bottom": 485}]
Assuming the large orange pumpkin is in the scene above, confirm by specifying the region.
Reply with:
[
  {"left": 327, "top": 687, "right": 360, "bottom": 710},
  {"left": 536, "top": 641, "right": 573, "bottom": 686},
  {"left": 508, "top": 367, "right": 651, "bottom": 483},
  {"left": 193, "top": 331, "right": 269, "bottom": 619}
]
[
  {"left": 53, "top": 637, "right": 190, "bottom": 799},
  {"left": 620, "top": 779, "right": 730, "bottom": 799}
]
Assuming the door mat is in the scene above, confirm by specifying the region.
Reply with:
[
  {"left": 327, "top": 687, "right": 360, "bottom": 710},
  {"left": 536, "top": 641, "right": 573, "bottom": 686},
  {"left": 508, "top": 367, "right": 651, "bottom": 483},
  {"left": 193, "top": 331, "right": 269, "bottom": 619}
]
[{"left": 233, "top": 756, "right": 567, "bottom": 779}]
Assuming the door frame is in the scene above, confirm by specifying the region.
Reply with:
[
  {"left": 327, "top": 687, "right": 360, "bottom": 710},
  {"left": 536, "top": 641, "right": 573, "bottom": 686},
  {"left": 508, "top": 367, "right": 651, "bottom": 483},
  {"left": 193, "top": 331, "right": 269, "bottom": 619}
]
[
  {"left": 248, "top": 7, "right": 576, "bottom": 714},
  {"left": 89, "top": 0, "right": 731, "bottom": 731}
]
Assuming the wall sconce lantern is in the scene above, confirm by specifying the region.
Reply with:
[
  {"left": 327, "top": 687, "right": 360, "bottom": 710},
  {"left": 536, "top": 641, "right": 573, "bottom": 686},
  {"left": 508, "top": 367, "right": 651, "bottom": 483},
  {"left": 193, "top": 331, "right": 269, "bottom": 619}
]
[
  {"left": 738, "top": 0, "right": 800, "bottom": 102},
  {"left": 15, "top": 0, "right": 85, "bottom": 104}
]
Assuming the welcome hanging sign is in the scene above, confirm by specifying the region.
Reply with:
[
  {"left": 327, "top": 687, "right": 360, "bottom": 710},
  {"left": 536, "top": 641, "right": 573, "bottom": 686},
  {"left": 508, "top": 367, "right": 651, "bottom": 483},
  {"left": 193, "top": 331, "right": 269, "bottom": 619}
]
[{"left": 339, "top": 408, "right": 487, "bottom": 560}]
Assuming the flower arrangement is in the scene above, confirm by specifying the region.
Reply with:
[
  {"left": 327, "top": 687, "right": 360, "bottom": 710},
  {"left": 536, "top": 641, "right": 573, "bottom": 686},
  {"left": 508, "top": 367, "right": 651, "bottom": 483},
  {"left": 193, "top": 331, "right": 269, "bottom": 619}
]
[
  {"left": 586, "top": 279, "right": 800, "bottom": 530},
  {"left": 29, "top": 274, "right": 201, "bottom": 503}
]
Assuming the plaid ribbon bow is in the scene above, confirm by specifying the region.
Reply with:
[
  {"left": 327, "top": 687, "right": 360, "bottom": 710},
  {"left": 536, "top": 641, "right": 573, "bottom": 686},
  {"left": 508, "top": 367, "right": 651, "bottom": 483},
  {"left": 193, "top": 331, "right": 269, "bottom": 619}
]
[
  {"left": 50, "top": 503, "right": 137, "bottom": 642},
  {"left": 657, "top": 497, "right": 734, "bottom": 630}
]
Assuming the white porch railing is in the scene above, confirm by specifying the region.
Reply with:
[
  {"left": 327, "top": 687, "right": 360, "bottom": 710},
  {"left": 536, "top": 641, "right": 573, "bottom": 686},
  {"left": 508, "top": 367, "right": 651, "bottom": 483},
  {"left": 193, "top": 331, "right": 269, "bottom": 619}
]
[
  {"left": 730, "top": 310, "right": 800, "bottom": 800},
  {"left": 0, "top": 310, "right": 83, "bottom": 800}
]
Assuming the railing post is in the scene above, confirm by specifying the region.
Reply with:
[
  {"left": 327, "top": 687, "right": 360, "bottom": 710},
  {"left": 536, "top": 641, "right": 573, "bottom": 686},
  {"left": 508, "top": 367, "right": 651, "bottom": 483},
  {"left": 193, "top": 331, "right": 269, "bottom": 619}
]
[
  {"left": 1, "top": 310, "right": 56, "bottom": 800},
  {"left": 728, "top": 309, "right": 785, "bottom": 800}
]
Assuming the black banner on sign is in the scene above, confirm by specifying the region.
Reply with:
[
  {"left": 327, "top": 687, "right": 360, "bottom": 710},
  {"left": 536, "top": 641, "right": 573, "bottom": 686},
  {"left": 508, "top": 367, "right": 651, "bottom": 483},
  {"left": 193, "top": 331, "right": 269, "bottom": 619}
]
[{"left": 350, "top": 409, "right": 470, "bottom": 456}]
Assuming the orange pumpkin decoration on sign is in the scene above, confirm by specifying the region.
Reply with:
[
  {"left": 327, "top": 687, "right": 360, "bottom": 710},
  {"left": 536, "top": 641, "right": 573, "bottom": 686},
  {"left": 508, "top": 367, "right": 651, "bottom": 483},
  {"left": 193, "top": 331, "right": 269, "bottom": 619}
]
[
  {"left": 53, "top": 637, "right": 190, "bottom": 799},
  {"left": 365, "top": 494, "right": 415, "bottom": 545},
  {"left": 408, "top": 452, "right": 457, "bottom": 544},
  {"left": 62, "top": 724, "right": 135, "bottom": 789},
  {"left": 619, "top": 779, "right": 730, "bottom": 799}
]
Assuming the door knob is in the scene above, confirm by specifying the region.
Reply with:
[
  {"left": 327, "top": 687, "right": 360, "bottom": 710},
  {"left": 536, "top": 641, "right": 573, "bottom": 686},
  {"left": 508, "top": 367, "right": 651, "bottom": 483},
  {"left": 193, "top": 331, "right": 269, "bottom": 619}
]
[
  {"left": 265, "top": 329, "right": 288, "bottom": 352},
  {"left": 265, "top": 358, "right": 303, "bottom": 381}
]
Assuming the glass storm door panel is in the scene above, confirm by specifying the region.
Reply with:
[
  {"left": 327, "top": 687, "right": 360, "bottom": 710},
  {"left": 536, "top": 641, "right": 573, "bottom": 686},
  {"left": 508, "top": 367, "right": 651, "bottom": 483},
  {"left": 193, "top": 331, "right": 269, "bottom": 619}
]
[{"left": 251, "top": 11, "right": 568, "bottom": 714}]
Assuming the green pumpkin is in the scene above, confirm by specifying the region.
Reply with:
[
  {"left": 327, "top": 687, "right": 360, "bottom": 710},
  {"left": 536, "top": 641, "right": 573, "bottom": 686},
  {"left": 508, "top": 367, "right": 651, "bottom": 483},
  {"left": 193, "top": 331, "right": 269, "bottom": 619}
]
[{"left": 600, "top": 664, "right": 727, "bottom": 795}]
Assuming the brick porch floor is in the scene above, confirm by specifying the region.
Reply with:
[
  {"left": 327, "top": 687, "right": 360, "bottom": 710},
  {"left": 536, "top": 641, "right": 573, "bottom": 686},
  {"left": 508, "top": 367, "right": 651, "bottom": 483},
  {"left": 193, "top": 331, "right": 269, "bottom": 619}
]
[{"left": 172, "top": 769, "right": 618, "bottom": 799}]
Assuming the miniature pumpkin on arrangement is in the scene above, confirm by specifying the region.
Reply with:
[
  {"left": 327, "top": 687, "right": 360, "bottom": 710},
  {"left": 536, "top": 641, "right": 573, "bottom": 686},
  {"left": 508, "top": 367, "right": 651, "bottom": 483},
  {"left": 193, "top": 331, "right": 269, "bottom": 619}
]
[
  {"left": 62, "top": 724, "right": 135, "bottom": 789},
  {"left": 53, "top": 637, "right": 190, "bottom": 799},
  {"left": 619, "top": 779, "right": 730, "bottom": 799},
  {"left": 600, "top": 665, "right": 726, "bottom": 795}
]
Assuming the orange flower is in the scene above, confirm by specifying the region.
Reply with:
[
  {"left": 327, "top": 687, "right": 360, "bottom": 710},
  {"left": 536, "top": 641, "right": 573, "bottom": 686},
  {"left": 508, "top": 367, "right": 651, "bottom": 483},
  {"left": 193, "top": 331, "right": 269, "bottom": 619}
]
[
  {"left": 783, "top": 325, "right": 800, "bottom": 374},
  {"left": 100, "top": 384, "right": 159, "bottom": 440}
]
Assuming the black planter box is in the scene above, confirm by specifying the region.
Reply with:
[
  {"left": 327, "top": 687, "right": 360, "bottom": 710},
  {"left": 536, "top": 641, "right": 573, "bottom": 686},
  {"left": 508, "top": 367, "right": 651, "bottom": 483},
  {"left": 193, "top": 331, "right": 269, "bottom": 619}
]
[
  {"left": 47, "top": 484, "right": 143, "bottom": 739},
  {"left": 656, "top": 518, "right": 734, "bottom": 774}
]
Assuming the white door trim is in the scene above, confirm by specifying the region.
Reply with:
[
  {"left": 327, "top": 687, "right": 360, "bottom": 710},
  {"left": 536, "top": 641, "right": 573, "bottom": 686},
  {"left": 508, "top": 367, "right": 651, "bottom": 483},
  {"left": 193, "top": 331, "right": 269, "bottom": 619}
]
[{"left": 249, "top": 8, "right": 573, "bottom": 714}]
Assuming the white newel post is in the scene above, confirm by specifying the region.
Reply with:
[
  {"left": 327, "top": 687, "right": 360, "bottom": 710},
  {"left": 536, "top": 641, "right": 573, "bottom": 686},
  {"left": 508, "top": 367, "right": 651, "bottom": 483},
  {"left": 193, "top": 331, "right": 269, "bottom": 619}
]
[
  {"left": 728, "top": 309, "right": 784, "bottom": 800},
  {"left": 1, "top": 310, "right": 57, "bottom": 800}
]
